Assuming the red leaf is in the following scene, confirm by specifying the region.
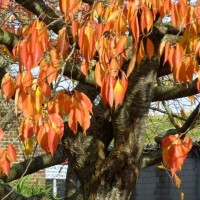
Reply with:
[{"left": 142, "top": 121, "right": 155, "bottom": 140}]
[
  {"left": 7, "top": 144, "right": 16, "bottom": 162},
  {"left": 0, "top": 129, "right": 4, "bottom": 141}
]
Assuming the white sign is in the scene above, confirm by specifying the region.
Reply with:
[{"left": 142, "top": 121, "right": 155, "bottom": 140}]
[{"left": 45, "top": 165, "right": 68, "bottom": 179}]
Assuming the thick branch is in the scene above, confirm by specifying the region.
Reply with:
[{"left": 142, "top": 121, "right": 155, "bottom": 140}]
[
  {"left": 153, "top": 79, "right": 198, "bottom": 101},
  {"left": 15, "top": 0, "right": 65, "bottom": 34},
  {"left": 141, "top": 149, "right": 162, "bottom": 169},
  {"left": 64, "top": 63, "right": 96, "bottom": 87},
  {"left": 0, "top": 29, "right": 19, "bottom": 47},
  {"left": 0, "top": 145, "right": 67, "bottom": 183}
]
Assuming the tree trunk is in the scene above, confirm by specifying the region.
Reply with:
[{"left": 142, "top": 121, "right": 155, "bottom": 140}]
[{"left": 63, "top": 56, "right": 160, "bottom": 200}]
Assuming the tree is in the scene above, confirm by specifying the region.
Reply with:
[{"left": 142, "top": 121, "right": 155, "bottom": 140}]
[{"left": 0, "top": 0, "right": 200, "bottom": 199}]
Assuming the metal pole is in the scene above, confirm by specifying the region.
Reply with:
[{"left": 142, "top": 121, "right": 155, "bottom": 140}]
[{"left": 53, "top": 179, "right": 57, "bottom": 197}]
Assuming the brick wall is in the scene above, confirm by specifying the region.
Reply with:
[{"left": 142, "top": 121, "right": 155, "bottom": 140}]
[
  {"left": 132, "top": 148, "right": 200, "bottom": 200},
  {"left": 0, "top": 101, "right": 45, "bottom": 186}
]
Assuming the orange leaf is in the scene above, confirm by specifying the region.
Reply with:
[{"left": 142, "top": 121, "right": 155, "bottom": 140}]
[
  {"left": 48, "top": 126, "right": 59, "bottom": 156},
  {"left": 78, "top": 26, "right": 85, "bottom": 50},
  {"left": 46, "top": 66, "right": 58, "bottom": 84},
  {"left": 7, "top": 144, "right": 16, "bottom": 162},
  {"left": 37, "top": 125, "right": 48, "bottom": 153},
  {"left": 140, "top": 7, "right": 147, "bottom": 33},
  {"left": 68, "top": 105, "right": 78, "bottom": 134},
  {"left": 23, "top": 93, "right": 36, "bottom": 117},
  {"left": 81, "top": 60, "right": 89, "bottom": 76},
  {"left": 49, "top": 113, "right": 64, "bottom": 139},
  {"left": 23, "top": 119, "right": 34, "bottom": 139},
  {"left": 109, "top": 58, "right": 119, "bottom": 71},
  {"left": 33, "top": 42, "right": 43, "bottom": 66},
  {"left": 127, "top": 53, "right": 136, "bottom": 77},
  {"left": 0, "top": 153, "right": 10, "bottom": 176},
  {"left": 116, "top": 36, "right": 127, "bottom": 56},
  {"left": 42, "top": 83, "right": 51, "bottom": 99},
  {"left": 1, "top": 73, "right": 15, "bottom": 102},
  {"left": 130, "top": 11, "right": 139, "bottom": 43},
  {"left": 75, "top": 91, "right": 93, "bottom": 114},
  {"left": 0, "top": 129, "right": 4, "bottom": 141},
  {"left": 59, "top": 0, "right": 68, "bottom": 16},
  {"left": 94, "top": 62, "right": 105, "bottom": 87},
  {"left": 81, "top": 109, "right": 90, "bottom": 134},
  {"left": 57, "top": 27, "right": 69, "bottom": 59},
  {"left": 145, "top": 7, "right": 153, "bottom": 32},
  {"left": 146, "top": 38, "right": 154, "bottom": 59},
  {"left": 137, "top": 41, "right": 145, "bottom": 64},
  {"left": 21, "top": 71, "right": 33, "bottom": 89},
  {"left": 162, "top": 134, "right": 192, "bottom": 176},
  {"left": 164, "top": 42, "right": 170, "bottom": 64},
  {"left": 72, "top": 19, "right": 78, "bottom": 38},
  {"left": 107, "top": 76, "right": 114, "bottom": 108},
  {"left": 95, "top": 23, "right": 104, "bottom": 42}
]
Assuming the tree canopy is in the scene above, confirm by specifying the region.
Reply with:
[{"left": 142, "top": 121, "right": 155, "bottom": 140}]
[{"left": 0, "top": 0, "right": 200, "bottom": 199}]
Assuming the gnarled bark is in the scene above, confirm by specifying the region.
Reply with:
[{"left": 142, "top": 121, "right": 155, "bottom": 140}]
[{"left": 62, "top": 56, "right": 160, "bottom": 200}]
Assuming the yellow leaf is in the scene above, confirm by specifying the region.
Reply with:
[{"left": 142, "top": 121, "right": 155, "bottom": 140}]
[
  {"left": 173, "top": 173, "right": 181, "bottom": 188},
  {"left": 107, "top": 10, "right": 120, "bottom": 22},
  {"left": 35, "top": 87, "right": 43, "bottom": 114},
  {"left": 114, "top": 79, "right": 125, "bottom": 109}
]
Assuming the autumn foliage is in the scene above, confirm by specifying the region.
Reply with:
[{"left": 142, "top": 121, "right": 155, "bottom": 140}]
[
  {"left": 162, "top": 134, "right": 192, "bottom": 176},
  {"left": 0, "top": 0, "right": 199, "bottom": 178}
]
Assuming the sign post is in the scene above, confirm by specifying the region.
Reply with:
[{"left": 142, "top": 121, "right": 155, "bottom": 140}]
[{"left": 45, "top": 165, "right": 68, "bottom": 196}]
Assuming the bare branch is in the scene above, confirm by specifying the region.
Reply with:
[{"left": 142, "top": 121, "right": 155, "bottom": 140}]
[
  {"left": 150, "top": 107, "right": 186, "bottom": 121},
  {"left": 155, "top": 103, "right": 200, "bottom": 144}
]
